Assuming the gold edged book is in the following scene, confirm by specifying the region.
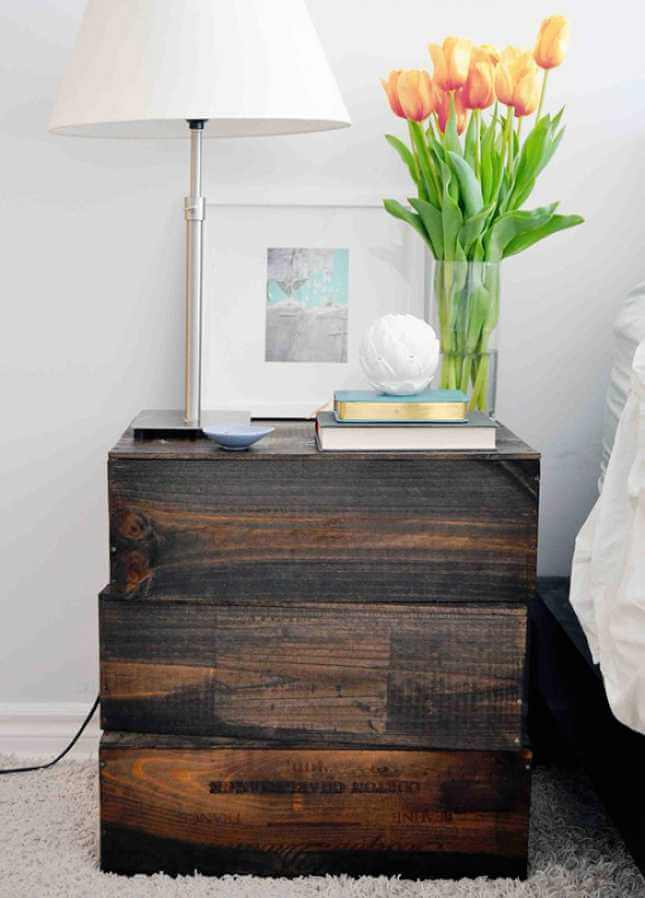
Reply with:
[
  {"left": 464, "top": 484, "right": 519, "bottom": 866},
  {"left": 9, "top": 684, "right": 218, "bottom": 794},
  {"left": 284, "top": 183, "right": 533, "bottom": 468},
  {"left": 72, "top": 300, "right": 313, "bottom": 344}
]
[{"left": 334, "top": 389, "right": 468, "bottom": 423}]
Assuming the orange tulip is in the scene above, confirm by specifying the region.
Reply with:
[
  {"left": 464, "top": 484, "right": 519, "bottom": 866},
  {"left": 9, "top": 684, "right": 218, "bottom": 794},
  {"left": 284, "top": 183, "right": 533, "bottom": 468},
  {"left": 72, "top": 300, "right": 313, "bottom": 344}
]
[
  {"left": 534, "top": 15, "right": 569, "bottom": 69},
  {"left": 513, "top": 64, "right": 541, "bottom": 117},
  {"left": 495, "top": 47, "right": 522, "bottom": 105},
  {"left": 495, "top": 47, "right": 541, "bottom": 116},
  {"left": 397, "top": 70, "right": 435, "bottom": 121},
  {"left": 428, "top": 37, "right": 472, "bottom": 91},
  {"left": 381, "top": 70, "right": 406, "bottom": 118},
  {"left": 381, "top": 69, "right": 434, "bottom": 122},
  {"left": 477, "top": 44, "right": 500, "bottom": 66},
  {"left": 460, "top": 49, "right": 496, "bottom": 110},
  {"left": 435, "top": 87, "right": 467, "bottom": 135}
]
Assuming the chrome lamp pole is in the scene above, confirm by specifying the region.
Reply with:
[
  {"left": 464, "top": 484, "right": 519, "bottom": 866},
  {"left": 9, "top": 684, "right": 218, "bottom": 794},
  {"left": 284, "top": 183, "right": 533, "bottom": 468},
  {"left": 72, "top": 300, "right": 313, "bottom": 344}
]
[
  {"left": 128, "top": 121, "right": 211, "bottom": 435},
  {"left": 184, "top": 119, "right": 206, "bottom": 428}
]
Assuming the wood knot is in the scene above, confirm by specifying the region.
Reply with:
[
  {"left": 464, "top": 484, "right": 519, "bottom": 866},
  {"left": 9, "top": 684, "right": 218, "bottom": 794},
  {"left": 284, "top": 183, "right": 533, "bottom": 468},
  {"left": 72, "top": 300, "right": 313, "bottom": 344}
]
[
  {"left": 125, "top": 550, "right": 152, "bottom": 592},
  {"left": 116, "top": 510, "right": 153, "bottom": 542}
]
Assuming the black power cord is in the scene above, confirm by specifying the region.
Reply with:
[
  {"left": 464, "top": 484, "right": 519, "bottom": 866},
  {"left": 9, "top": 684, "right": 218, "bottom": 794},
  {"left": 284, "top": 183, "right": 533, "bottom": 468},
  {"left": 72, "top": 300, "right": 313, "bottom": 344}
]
[{"left": 0, "top": 695, "right": 100, "bottom": 775}]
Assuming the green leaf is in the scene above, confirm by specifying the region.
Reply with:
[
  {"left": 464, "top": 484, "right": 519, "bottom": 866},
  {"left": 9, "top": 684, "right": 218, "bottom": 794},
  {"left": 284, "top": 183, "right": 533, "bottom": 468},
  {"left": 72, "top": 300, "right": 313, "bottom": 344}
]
[
  {"left": 480, "top": 115, "right": 503, "bottom": 205},
  {"left": 385, "top": 134, "right": 419, "bottom": 188},
  {"left": 509, "top": 176, "right": 536, "bottom": 211},
  {"left": 472, "top": 237, "right": 485, "bottom": 261},
  {"left": 383, "top": 199, "right": 435, "bottom": 257},
  {"left": 429, "top": 142, "right": 446, "bottom": 176},
  {"left": 480, "top": 132, "right": 494, "bottom": 203},
  {"left": 410, "top": 197, "right": 444, "bottom": 259},
  {"left": 551, "top": 106, "right": 565, "bottom": 130},
  {"left": 503, "top": 213, "right": 584, "bottom": 257},
  {"left": 439, "top": 164, "right": 463, "bottom": 260},
  {"left": 511, "top": 129, "right": 519, "bottom": 161},
  {"left": 447, "top": 151, "right": 483, "bottom": 218},
  {"left": 464, "top": 113, "right": 478, "bottom": 170},
  {"left": 459, "top": 203, "right": 495, "bottom": 257},
  {"left": 539, "top": 126, "right": 565, "bottom": 174},
  {"left": 485, "top": 203, "right": 558, "bottom": 261},
  {"left": 507, "top": 114, "right": 562, "bottom": 210},
  {"left": 408, "top": 121, "right": 440, "bottom": 207}
]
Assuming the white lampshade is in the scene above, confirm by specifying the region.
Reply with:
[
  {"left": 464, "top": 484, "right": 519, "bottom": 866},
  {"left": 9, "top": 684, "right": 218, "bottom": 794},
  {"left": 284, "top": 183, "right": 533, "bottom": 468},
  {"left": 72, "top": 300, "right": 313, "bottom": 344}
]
[{"left": 49, "top": 0, "right": 351, "bottom": 138}]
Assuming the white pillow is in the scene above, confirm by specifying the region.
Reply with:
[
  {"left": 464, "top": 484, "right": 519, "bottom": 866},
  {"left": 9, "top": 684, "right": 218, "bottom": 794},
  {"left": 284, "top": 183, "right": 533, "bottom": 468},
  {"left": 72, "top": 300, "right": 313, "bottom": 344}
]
[{"left": 600, "top": 284, "right": 645, "bottom": 489}]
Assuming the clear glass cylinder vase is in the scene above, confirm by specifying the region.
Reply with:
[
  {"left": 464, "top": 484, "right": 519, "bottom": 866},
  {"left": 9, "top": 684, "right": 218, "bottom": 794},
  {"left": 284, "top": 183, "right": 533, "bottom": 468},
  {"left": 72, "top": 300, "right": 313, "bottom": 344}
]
[{"left": 430, "top": 260, "right": 500, "bottom": 416}]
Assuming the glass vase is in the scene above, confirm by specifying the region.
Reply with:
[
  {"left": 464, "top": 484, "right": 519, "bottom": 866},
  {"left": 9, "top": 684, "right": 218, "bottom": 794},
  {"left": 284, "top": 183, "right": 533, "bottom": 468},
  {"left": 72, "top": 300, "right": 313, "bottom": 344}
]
[{"left": 430, "top": 261, "right": 500, "bottom": 416}]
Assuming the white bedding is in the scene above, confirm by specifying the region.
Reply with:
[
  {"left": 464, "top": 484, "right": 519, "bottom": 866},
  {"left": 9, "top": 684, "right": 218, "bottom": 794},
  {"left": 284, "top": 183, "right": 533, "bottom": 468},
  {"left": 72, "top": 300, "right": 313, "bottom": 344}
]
[
  {"left": 599, "top": 284, "right": 645, "bottom": 488},
  {"left": 570, "top": 340, "right": 645, "bottom": 734}
]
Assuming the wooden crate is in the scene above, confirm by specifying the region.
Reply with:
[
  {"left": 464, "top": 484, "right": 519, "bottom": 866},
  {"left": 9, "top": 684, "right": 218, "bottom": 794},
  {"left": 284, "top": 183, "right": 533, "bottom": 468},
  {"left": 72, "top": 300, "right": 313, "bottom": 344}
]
[
  {"left": 100, "top": 595, "right": 526, "bottom": 751},
  {"left": 100, "top": 734, "right": 531, "bottom": 879},
  {"left": 99, "top": 419, "right": 539, "bottom": 879},
  {"left": 108, "top": 421, "right": 539, "bottom": 605}
]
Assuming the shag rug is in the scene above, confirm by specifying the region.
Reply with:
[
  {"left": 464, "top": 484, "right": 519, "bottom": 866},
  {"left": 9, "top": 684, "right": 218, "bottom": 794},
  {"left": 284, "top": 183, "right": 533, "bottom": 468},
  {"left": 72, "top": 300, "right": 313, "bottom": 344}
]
[{"left": 1, "top": 757, "right": 644, "bottom": 898}]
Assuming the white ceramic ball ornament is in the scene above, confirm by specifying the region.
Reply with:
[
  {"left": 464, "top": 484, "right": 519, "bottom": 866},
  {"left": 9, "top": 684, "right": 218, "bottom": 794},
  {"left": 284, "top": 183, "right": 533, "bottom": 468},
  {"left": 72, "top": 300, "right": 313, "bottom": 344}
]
[{"left": 359, "top": 314, "right": 440, "bottom": 395}]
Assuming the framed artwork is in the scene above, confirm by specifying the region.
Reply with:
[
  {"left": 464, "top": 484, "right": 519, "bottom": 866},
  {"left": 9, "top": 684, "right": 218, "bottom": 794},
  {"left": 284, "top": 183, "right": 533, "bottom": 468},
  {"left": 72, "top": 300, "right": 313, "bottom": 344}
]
[{"left": 203, "top": 203, "right": 427, "bottom": 418}]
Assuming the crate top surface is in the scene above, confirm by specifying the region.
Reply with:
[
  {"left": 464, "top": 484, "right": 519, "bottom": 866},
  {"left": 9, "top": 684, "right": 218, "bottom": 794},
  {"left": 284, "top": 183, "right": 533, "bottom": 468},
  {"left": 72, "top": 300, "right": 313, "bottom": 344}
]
[{"left": 110, "top": 415, "right": 539, "bottom": 461}]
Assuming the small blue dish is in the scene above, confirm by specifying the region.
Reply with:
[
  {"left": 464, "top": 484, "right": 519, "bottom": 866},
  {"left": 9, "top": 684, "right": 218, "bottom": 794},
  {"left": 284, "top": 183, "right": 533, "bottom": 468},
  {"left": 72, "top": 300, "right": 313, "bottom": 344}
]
[{"left": 202, "top": 423, "right": 274, "bottom": 451}]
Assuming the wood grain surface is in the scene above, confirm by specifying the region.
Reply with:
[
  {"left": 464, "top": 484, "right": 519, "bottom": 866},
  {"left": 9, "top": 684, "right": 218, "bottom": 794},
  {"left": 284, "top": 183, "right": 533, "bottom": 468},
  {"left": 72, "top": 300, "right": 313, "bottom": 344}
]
[
  {"left": 100, "top": 737, "right": 531, "bottom": 878},
  {"left": 113, "top": 419, "right": 539, "bottom": 460},
  {"left": 108, "top": 422, "right": 539, "bottom": 604},
  {"left": 100, "top": 597, "right": 525, "bottom": 750}
]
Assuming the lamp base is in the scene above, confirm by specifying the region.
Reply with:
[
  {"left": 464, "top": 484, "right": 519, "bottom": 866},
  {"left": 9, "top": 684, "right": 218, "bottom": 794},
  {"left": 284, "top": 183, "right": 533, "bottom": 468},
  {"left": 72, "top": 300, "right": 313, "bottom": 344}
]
[{"left": 130, "top": 409, "right": 250, "bottom": 438}]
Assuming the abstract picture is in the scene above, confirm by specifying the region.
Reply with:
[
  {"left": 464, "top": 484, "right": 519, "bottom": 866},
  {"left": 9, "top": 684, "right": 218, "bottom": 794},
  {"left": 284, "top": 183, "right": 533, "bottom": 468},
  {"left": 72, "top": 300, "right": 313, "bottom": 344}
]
[{"left": 265, "top": 247, "right": 349, "bottom": 363}]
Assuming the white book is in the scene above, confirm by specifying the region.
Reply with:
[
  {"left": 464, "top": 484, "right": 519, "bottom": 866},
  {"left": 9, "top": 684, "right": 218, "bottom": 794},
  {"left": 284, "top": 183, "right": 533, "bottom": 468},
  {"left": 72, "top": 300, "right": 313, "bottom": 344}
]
[{"left": 316, "top": 411, "right": 496, "bottom": 451}]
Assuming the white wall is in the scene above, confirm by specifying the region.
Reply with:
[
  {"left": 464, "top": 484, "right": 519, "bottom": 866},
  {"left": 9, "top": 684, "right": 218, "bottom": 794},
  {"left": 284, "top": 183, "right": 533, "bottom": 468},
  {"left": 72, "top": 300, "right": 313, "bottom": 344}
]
[{"left": 1, "top": 0, "right": 644, "bottom": 703}]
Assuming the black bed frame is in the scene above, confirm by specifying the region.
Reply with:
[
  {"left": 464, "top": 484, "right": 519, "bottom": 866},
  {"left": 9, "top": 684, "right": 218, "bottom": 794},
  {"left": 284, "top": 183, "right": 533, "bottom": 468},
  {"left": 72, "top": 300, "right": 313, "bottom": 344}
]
[{"left": 530, "top": 578, "right": 645, "bottom": 874}]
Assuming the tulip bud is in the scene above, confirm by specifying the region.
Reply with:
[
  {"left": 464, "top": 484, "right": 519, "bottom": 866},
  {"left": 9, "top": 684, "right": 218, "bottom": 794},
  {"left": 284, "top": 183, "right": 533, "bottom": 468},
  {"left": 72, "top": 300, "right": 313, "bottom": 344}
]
[
  {"left": 397, "top": 70, "right": 435, "bottom": 122},
  {"left": 381, "top": 70, "right": 406, "bottom": 119},
  {"left": 428, "top": 37, "right": 472, "bottom": 91},
  {"left": 534, "top": 15, "right": 569, "bottom": 69},
  {"left": 513, "top": 66, "right": 542, "bottom": 117},
  {"left": 435, "top": 87, "right": 467, "bottom": 135},
  {"left": 477, "top": 44, "right": 501, "bottom": 66},
  {"left": 461, "top": 54, "right": 496, "bottom": 110},
  {"left": 494, "top": 47, "right": 521, "bottom": 106},
  {"left": 495, "top": 47, "right": 541, "bottom": 116},
  {"left": 381, "top": 69, "right": 435, "bottom": 122}
]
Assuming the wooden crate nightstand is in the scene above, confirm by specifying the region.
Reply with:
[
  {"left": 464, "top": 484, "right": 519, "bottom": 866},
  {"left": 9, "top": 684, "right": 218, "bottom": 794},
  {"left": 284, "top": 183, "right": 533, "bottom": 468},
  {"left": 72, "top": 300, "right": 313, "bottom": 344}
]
[{"left": 99, "top": 419, "right": 539, "bottom": 879}]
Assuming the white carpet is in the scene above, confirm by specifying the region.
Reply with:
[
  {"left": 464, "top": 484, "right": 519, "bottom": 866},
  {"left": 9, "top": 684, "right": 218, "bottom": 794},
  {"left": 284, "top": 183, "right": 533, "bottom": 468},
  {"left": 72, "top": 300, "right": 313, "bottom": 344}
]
[{"left": 0, "top": 757, "right": 644, "bottom": 898}]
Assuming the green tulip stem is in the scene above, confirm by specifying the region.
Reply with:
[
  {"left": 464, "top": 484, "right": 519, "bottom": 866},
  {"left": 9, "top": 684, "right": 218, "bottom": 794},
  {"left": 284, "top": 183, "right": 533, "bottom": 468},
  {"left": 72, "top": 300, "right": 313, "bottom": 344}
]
[
  {"left": 474, "top": 109, "right": 481, "bottom": 178},
  {"left": 406, "top": 120, "right": 423, "bottom": 199},
  {"left": 536, "top": 68, "right": 549, "bottom": 121},
  {"left": 516, "top": 116, "right": 523, "bottom": 146},
  {"left": 503, "top": 105, "right": 514, "bottom": 165}
]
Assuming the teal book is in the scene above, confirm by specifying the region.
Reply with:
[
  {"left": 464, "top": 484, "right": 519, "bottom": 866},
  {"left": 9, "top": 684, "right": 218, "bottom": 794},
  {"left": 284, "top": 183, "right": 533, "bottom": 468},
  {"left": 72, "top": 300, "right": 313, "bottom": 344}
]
[{"left": 334, "top": 389, "right": 468, "bottom": 423}]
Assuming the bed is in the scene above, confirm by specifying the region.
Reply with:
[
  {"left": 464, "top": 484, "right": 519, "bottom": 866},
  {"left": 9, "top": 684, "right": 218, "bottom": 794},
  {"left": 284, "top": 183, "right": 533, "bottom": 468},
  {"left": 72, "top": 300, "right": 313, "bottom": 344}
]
[{"left": 529, "top": 578, "right": 645, "bottom": 875}]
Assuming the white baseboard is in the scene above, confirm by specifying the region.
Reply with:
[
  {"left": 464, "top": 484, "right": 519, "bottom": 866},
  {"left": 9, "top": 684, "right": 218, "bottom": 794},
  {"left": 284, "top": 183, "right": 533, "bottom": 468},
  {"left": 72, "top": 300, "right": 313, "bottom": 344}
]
[{"left": 0, "top": 702, "right": 101, "bottom": 759}]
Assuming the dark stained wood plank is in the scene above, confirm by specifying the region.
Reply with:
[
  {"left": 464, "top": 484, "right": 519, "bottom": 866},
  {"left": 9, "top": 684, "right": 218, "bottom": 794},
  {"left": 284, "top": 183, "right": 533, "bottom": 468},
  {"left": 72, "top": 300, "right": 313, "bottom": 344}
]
[
  {"left": 108, "top": 450, "right": 539, "bottom": 604},
  {"left": 100, "top": 598, "right": 526, "bottom": 750},
  {"left": 111, "top": 418, "right": 539, "bottom": 461},
  {"left": 99, "top": 731, "right": 510, "bottom": 751},
  {"left": 100, "top": 738, "right": 531, "bottom": 878}
]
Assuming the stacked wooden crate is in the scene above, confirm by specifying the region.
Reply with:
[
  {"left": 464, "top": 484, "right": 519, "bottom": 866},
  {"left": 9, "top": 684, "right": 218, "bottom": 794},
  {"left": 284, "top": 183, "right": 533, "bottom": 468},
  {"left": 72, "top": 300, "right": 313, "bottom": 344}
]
[{"left": 99, "top": 420, "right": 539, "bottom": 878}]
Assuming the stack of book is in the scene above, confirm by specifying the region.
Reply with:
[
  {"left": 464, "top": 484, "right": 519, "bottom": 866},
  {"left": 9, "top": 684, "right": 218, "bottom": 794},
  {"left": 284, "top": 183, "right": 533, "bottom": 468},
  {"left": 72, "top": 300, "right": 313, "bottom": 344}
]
[{"left": 315, "top": 389, "right": 496, "bottom": 451}]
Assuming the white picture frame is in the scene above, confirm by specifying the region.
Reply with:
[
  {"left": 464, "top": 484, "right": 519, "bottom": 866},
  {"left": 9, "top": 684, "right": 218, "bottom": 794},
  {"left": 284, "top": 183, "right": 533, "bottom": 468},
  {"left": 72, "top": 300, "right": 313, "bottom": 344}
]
[{"left": 203, "top": 203, "right": 427, "bottom": 418}]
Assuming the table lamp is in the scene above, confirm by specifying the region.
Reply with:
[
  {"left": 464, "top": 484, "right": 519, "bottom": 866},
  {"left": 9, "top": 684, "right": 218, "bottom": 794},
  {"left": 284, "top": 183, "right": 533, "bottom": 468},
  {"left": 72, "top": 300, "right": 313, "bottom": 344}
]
[{"left": 49, "top": 0, "right": 350, "bottom": 434}]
